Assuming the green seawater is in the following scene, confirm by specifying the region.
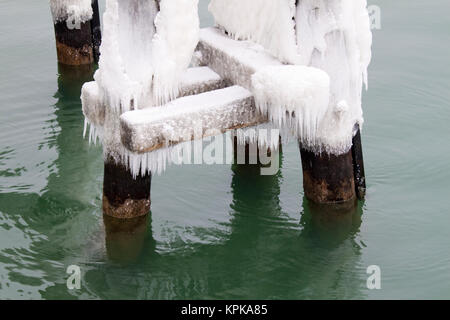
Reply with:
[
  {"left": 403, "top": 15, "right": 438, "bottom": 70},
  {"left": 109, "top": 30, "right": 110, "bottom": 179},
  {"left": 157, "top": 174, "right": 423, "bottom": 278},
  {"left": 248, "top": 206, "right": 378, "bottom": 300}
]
[{"left": 0, "top": 0, "right": 449, "bottom": 299}]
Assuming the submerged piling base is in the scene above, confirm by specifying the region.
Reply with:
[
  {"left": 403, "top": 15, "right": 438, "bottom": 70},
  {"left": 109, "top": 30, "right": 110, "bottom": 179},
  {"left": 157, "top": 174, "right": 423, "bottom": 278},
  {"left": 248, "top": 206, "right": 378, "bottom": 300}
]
[
  {"left": 103, "top": 214, "right": 150, "bottom": 262},
  {"left": 54, "top": 20, "right": 94, "bottom": 65},
  {"left": 300, "top": 146, "right": 356, "bottom": 205},
  {"left": 103, "top": 157, "right": 151, "bottom": 219}
]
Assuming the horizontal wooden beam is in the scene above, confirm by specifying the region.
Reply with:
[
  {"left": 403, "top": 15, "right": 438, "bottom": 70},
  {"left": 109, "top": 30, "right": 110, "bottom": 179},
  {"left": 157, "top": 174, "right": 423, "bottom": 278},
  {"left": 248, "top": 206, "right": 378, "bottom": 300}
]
[
  {"left": 82, "top": 67, "right": 227, "bottom": 127},
  {"left": 195, "top": 27, "right": 282, "bottom": 90},
  {"left": 120, "top": 86, "right": 267, "bottom": 153},
  {"left": 179, "top": 66, "right": 229, "bottom": 97}
]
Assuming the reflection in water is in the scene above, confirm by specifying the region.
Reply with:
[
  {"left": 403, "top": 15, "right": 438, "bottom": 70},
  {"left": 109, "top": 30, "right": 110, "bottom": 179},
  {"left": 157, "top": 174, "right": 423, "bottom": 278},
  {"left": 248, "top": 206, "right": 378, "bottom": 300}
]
[
  {"left": 0, "top": 63, "right": 103, "bottom": 299},
  {"left": 300, "top": 198, "right": 363, "bottom": 248},
  {"left": 0, "top": 63, "right": 367, "bottom": 299},
  {"left": 90, "top": 151, "right": 367, "bottom": 299},
  {"left": 103, "top": 214, "right": 154, "bottom": 264}
]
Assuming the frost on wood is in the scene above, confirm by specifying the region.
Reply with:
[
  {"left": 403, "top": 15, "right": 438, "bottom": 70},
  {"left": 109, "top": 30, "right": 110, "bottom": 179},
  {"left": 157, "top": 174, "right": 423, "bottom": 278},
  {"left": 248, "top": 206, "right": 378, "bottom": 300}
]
[
  {"left": 90, "top": 0, "right": 199, "bottom": 113},
  {"left": 50, "top": 0, "right": 93, "bottom": 25},
  {"left": 251, "top": 65, "right": 330, "bottom": 150},
  {"left": 119, "top": 85, "right": 267, "bottom": 176},
  {"left": 86, "top": 86, "right": 269, "bottom": 177},
  {"left": 81, "top": 0, "right": 373, "bottom": 178},
  {"left": 179, "top": 67, "right": 228, "bottom": 97},
  {"left": 82, "top": 67, "right": 235, "bottom": 177},
  {"left": 295, "top": 0, "right": 373, "bottom": 154},
  {"left": 196, "top": 28, "right": 282, "bottom": 90},
  {"left": 82, "top": 67, "right": 226, "bottom": 129},
  {"left": 81, "top": 0, "right": 201, "bottom": 175},
  {"left": 208, "top": 0, "right": 299, "bottom": 64},
  {"left": 207, "top": 0, "right": 373, "bottom": 155}
]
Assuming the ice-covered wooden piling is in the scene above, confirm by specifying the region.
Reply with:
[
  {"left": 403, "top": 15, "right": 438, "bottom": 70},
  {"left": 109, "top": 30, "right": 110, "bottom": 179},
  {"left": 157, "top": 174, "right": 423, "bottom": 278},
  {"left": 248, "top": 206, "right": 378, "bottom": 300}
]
[
  {"left": 300, "top": 147, "right": 356, "bottom": 204},
  {"left": 82, "top": 0, "right": 372, "bottom": 218},
  {"left": 103, "top": 156, "right": 151, "bottom": 218},
  {"left": 50, "top": 0, "right": 101, "bottom": 65}
]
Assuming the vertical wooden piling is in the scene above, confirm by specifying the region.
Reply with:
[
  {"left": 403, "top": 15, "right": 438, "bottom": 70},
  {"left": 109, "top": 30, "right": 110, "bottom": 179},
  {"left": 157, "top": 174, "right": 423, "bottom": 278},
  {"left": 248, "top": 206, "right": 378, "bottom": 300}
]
[
  {"left": 90, "top": 0, "right": 102, "bottom": 63},
  {"left": 52, "top": 1, "right": 102, "bottom": 65},
  {"left": 54, "top": 19, "right": 94, "bottom": 65},
  {"left": 351, "top": 124, "right": 366, "bottom": 200},
  {"left": 300, "top": 145, "right": 356, "bottom": 205},
  {"left": 103, "top": 157, "right": 152, "bottom": 219}
]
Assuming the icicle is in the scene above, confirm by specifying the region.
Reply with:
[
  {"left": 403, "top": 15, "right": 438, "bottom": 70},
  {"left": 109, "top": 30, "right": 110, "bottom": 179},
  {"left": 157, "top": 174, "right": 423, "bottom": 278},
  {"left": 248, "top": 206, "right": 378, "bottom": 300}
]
[
  {"left": 208, "top": 0, "right": 300, "bottom": 64},
  {"left": 251, "top": 65, "right": 330, "bottom": 149}
]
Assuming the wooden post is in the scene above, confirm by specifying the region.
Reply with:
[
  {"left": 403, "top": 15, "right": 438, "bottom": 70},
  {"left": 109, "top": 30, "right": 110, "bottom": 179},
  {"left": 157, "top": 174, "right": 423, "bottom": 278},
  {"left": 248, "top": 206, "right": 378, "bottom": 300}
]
[
  {"left": 53, "top": 19, "right": 94, "bottom": 66},
  {"left": 300, "top": 145, "right": 356, "bottom": 205},
  {"left": 90, "top": 0, "right": 102, "bottom": 63},
  {"left": 351, "top": 124, "right": 366, "bottom": 200},
  {"left": 52, "top": 1, "right": 103, "bottom": 65},
  {"left": 103, "top": 156, "right": 151, "bottom": 219}
]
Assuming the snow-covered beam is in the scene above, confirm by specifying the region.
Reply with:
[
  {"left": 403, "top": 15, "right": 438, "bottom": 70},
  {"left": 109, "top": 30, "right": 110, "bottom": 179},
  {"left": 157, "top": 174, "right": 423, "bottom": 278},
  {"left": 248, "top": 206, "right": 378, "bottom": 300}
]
[
  {"left": 179, "top": 67, "right": 229, "bottom": 98},
  {"left": 82, "top": 67, "right": 228, "bottom": 128},
  {"left": 120, "top": 86, "right": 267, "bottom": 153},
  {"left": 195, "top": 27, "right": 283, "bottom": 90}
]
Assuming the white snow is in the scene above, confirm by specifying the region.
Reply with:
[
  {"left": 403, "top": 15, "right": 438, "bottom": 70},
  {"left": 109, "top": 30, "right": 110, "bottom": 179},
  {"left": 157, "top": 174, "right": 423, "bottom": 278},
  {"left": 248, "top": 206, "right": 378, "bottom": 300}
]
[
  {"left": 251, "top": 65, "right": 330, "bottom": 148},
  {"left": 180, "top": 67, "right": 221, "bottom": 87},
  {"left": 81, "top": 0, "right": 201, "bottom": 173},
  {"left": 81, "top": 81, "right": 104, "bottom": 128},
  {"left": 179, "top": 67, "right": 226, "bottom": 96},
  {"left": 120, "top": 85, "right": 262, "bottom": 152},
  {"left": 208, "top": 0, "right": 300, "bottom": 64},
  {"left": 152, "top": 0, "right": 201, "bottom": 105},
  {"left": 50, "top": 0, "right": 93, "bottom": 25},
  {"left": 295, "top": 0, "right": 372, "bottom": 154},
  {"left": 91, "top": 0, "right": 199, "bottom": 113},
  {"left": 197, "top": 27, "right": 282, "bottom": 90},
  {"left": 118, "top": 85, "right": 271, "bottom": 177},
  {"left": 206, "top": 0, "right": 372, "bottom": 155},
  {"left": 81, "top": 0, "right": 373, "bottom": 178}
]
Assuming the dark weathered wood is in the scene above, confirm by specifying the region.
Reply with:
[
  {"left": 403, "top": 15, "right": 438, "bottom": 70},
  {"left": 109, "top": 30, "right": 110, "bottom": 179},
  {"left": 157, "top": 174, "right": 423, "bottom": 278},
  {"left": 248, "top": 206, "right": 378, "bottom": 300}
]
[
  {"left": 233, "top": 137, "right": 280, "bottom": 166},
  {"left": 300, "top": 145, "right": 356, "bottom": 204},
  {"left": 351, "top": 124, "right": 366, "bottom": 200},
  {"left": 54, "top": 20, "right": 94, "bottom": 65},
  {"left": 90, "top": 0, "right": 102, "bottom": 63},
  {"left": 103, "top": 156, "right": 151, "bottom": 219}
]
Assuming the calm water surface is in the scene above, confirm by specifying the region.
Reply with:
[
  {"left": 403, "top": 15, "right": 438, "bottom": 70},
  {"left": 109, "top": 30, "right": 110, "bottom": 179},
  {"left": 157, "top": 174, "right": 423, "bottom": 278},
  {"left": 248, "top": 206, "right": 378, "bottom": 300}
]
[{"left": 0, "top": 0, "right": 449, "bottom": 299}]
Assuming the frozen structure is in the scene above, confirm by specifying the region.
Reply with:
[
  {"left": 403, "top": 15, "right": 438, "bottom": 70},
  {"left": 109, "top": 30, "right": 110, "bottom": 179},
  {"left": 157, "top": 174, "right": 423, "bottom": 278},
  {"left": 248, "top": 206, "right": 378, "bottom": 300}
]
[
  {"left": 49, "top": 0, "right": 102, "bottom": 66},
  {"left": 50, "top": 0, "right": 93, "bottom": 26},
  {"left": 80, "top": 0, "right": 372, "bottom": 217},
  {"left": 83, "top": 0, "right": 373, "bottom": 175},
  {"left": 208, "top": 0, "right": 299, "bottom": 64},
  {"left": 209, "top": 0, "right": 372, "bottom": 155},
  {"left": 94, "top": 0, "right": 200, "bottom": 112},
  {"left": 82, "top": 0, "right": 201, "bottom": 175}
]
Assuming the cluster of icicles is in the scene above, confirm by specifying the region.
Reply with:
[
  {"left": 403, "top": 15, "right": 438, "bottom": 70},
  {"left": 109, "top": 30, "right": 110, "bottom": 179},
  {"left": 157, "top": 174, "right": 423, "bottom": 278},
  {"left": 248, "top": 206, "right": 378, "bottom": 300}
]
[{"left": 80, "top": 0, "right": 372, "bottom": 177}]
